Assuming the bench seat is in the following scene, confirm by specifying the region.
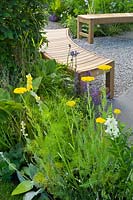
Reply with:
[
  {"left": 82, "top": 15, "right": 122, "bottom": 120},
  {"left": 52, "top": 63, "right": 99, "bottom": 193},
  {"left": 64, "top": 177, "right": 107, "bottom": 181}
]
[{"left": 41, "top": 28, "right": 114, "bottom": 98}]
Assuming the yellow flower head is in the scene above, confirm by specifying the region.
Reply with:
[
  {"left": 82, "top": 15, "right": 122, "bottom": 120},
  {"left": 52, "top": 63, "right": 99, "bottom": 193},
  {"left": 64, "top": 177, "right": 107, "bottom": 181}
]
[
  {"left": 13, "top": 87, "right": 27, "bottom": 94},
  {"left": 81, "top": 76, "right": 95, "bottom": 82},
  {"left": 96, "top": 117, "right": 106, "bottom": 124},
  {"left": 114, "top": 108, "right": 121, "bottom": 115},
  {"left": 98, "top": 65, "right": 112, "bottom": 71},
  {"left": 26, "top": 73, "right": 33, "bottom": 91},
  {"left": 66, "top": 100, "right": 76, "bottom": 107}
]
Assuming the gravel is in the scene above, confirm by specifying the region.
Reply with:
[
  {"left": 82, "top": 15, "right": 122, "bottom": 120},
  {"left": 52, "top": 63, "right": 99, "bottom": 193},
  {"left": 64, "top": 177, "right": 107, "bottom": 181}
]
[{"left": 46, "top": 22, "right": 133, "bottom": 97}]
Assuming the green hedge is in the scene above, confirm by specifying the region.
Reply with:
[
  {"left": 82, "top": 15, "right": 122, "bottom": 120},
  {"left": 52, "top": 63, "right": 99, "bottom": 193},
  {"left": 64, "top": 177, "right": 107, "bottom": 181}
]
[{"left": 0, "top": 0, "right": 47, "bottom": 86}]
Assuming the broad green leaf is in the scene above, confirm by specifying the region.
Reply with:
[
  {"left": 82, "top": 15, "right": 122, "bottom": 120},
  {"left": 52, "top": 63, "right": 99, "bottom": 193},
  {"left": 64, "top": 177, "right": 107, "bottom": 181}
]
[
  {"left": 32, "top": 77, "right": 42, "bottom": 92},
  {"left": 22, "top": 164, "right": 37, "bottom": 179},
  {"left": 44, "top": 60, "right": 57, "bottom": 74},
  {"left": 11, "top": 180, "right": 34, "bottom": 195}
]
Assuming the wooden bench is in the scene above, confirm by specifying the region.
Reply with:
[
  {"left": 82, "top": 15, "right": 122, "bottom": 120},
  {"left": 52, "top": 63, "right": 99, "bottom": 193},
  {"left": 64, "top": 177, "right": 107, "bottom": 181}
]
[
  {"left": 77, "top": 13, "right": 133, "bottom": 44},
  {"left": 41, "top": 28, "right": 114, "bottom": 98}
]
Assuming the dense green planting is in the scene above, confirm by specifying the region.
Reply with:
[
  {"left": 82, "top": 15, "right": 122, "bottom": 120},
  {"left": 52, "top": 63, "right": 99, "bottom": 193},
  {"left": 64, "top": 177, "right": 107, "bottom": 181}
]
[
  {"left": 0, "top": 180, "right": 22, "bottom": 200},
  {"left": 58, "top": 0, "right": 133, "bottom": 37},
  {"left": 0, "top": 0, "right": 48, "bottom": 86},
  {"left": 0, "top": 65, "right": 133, "bottom": 199},
  {"left": 0, "top": 0, "right": 133, "bottom": 199}
]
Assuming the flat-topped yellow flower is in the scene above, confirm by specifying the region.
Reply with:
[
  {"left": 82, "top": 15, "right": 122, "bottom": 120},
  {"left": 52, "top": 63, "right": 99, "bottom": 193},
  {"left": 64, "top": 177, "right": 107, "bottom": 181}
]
[
  {"left": 13, "top": 87, "right": 27, "bottom": 94},
  {"left": 26, "top": 73, "right": 33, "bottom": 91},
  {"left": 66, "top": 100, "right": 76, "bottom": 107},
  {"left": 81, "top": 76, "right": 95, "bottom": 82},
  {"left": 98, "top": 65, "right": 112, "bottom": 71},
  {"left": 96, "top": 117, "right": 106, "bottom": 124},
  {"left": 114, "top": 108, "right": 121, "bottom": 115}
]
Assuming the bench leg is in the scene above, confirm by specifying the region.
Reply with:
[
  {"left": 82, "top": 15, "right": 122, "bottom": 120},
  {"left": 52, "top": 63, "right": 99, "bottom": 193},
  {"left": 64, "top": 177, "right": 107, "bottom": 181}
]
[
  {"left": 106, "top": 61, "right": 115, "bottom": 99},
  {"left": 77, "top": 19, "right": 82, "bottom": 39},
  {"left": 88, "top": 20, "right": 94, "bottom": 44}
]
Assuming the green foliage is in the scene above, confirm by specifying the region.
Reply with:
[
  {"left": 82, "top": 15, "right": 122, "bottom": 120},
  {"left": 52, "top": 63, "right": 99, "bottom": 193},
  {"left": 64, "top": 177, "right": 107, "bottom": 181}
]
[
  {"left": 0, "top": 63, "right": 133, "bottom": 199},
  {"left": 60, "top": 0, "right": 133, "bottom": 37},
  {"left": 0, "top": 180, "right": 23, "bottom": 200},
  {"left": 14, "top": 84, "right": 132, "bottom": 199},
  {"left": 0, "top": 143, "right": 25, "bottom": 181},
  {"left": 31, "top": 59, "right": 74, "bottom": 96},
  {"left": 11, "top": 180, "right": 34, "bottom": 195},
  {"left": 0, "top": 88, "right": 24, "bottom": 150},
  {"left": 0, "top": 0, "right": 48, "bottom": 86},
  {"left": 65, "top": 15, "right": 77, "bottom": 38},
  {"left": 49, "top": 0, "right": 64, "bottom": 16}
]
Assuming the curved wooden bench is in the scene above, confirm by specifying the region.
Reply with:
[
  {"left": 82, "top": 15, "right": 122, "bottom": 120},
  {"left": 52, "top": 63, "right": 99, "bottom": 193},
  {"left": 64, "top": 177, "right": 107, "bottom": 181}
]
[{"left": 41, "top": 28, "right": 114, "bottom": 98}]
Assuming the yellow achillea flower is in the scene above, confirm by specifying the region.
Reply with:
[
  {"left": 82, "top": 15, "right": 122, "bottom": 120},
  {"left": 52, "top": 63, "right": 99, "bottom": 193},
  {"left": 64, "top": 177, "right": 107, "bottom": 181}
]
[
  {"left": 26, "top": 73, "right": 33, "bottom": 91},
  {"left": 81, "top": 76, "right": 95, "bottom": 82},
  {"left": 96, "top": 117, "right": 106, "bottom": 124},
  {"left": 66, "top": 100, "right": 76, "bottom": 107},
  {"left": 114, "top": 108, "right": 121, "bottom": 115},
  {"left": 98, "top": 65, "right": 112, "bottom": 71},
  {"left": 13, "top": 87, "right": 27, "bottom": 94}
]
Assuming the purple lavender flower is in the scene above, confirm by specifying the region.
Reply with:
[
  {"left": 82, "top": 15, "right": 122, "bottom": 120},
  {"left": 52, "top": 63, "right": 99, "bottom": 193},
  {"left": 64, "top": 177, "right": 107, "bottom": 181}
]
[
  {"left": 90, "top": 87, "right": 101, "bottom": 105},
  {"left": 70, "top": 50, "right": 80, "bottom": 57},
  {"left": 74, "top": 72, "right": 80, "bottom": 94}
]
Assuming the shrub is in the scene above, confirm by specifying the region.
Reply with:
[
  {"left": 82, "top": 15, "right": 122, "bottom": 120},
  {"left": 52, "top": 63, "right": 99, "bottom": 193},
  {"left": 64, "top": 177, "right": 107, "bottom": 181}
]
[{"left": 0, "top": 0, "right": 48, "bottom": 86}]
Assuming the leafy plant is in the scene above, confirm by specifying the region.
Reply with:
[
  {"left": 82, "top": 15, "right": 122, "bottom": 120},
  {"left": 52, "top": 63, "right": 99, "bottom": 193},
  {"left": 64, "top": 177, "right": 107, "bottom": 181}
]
[
  {"left": 65, "top": 15, "right": 77, "bottom": 38},
  {"left": 49, "top": 0, "right": 63, "bottom": 16},
  {"left": 0, "top": 0, "right": 48, "bottom": 86},
  {"left": 0, "top": 180, "right": 23, "bottom": 200},
  {"left": 0, "top": 88, "right": 24, "bottom": 151},
  {"left": 1, "top": 64, "right": 133, "bottom": 200},
  {"left": 11, "top": 72, "right": 133, "bottom": 199}
]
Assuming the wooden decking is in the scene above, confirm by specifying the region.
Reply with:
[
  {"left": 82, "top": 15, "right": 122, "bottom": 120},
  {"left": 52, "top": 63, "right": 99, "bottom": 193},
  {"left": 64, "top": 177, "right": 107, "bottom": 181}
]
[
  {"left": 77, "top": 13, "right": 133, "bottom": 43},
  {"left": 41, "top": 28, "right": 114, "bottom": 98}
]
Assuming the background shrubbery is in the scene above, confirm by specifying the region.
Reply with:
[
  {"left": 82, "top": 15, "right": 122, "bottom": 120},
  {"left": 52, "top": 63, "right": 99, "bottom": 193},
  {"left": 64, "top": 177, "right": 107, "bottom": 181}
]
[
  {"left": 0, "top": 0, "right": 48, "bottom": 87},
  {"left": 55, "top": 0, "right": 133, "bottom": 37}
]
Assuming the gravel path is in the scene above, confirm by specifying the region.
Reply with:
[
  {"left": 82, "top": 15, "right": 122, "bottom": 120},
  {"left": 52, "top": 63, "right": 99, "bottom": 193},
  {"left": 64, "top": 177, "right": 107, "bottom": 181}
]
[{"left": 46, "top": 22, "right": 133, "bottom": 97}]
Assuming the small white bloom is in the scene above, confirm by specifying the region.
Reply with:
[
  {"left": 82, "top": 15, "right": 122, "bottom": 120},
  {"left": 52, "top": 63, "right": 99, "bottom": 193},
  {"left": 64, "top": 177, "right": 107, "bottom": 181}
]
[
  {"left": 21, "top": 121, "right": 26, "bottom": 131},
  {"left": 20, "top": 121, "right": 28, "bottom": 139},
  {"left": 105, "top": 116, "right": 120, "bottom": 139}
]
